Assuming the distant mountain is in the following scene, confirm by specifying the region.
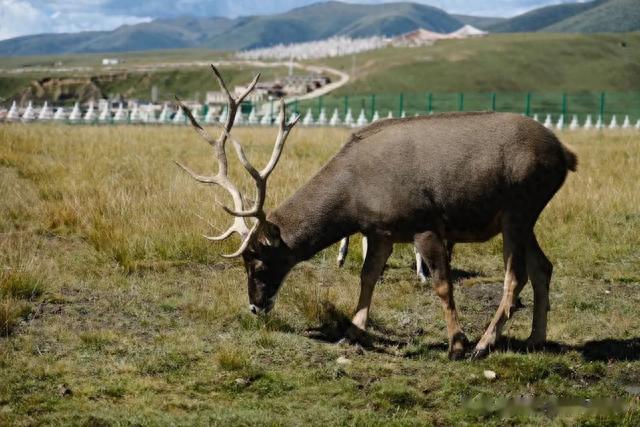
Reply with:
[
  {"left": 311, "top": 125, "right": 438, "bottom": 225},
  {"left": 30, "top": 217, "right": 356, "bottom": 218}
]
[
  {"left": 0, "top": 1, "right": 463, "bottom": 56},
  {"left": 488, "top": 0, "right": 640, "bottom": 33}
]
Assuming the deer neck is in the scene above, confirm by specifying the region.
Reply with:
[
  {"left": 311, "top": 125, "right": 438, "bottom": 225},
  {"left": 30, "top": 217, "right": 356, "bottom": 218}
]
[{"left": 268, "top": 166, "right": 355, "bottom": 263}]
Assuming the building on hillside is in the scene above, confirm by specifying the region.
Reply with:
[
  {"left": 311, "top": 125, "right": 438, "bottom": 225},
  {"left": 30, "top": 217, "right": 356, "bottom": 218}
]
[
  {"left": 392, "top": 29, "right": 449, "bottom": 47},
  {"left": 102, "top": 58, "right": 121, "bottom": 66}
]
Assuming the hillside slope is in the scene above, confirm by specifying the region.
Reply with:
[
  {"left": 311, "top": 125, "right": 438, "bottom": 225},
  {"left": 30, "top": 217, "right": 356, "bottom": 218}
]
[
  {"left": 488, "top": 0, "right": 604, "bottom": 33},
  {"left": 0, "top": 2, "right": 462, "bottom": 56},
  {"left": 544, "top": 0, "right": 640, "bottom": 32}
]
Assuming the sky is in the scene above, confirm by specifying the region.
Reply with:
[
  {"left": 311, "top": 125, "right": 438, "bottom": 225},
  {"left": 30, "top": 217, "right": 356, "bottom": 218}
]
[{"left": 0, "top": 0, "right": 588, "bottom": 41}]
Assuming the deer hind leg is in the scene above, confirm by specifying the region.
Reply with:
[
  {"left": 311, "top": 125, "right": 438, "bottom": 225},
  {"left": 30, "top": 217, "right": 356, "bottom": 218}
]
[
  {"left": 526, "top": 234, "right": 552, "bottom": 348},
  {"left": 348, "top": 235, "right": 393, "bottom": 340},
  {"left": 337, "top": 236, "right": 349, "bottom": 267},
  {"left": 472, "top": 226, "right": 529, "bottom": 359},
  {"left": 415, "top": 232, "right": 468, "bottom": 360}
]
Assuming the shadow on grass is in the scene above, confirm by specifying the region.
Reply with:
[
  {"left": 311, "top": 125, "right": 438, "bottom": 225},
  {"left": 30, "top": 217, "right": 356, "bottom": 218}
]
[
  {"left": 304, "top": 302, "right": 408, "bottom": 351},
  {"left": 496, "top": 337, "right": 640, "bottom": 362},
  {"left": 304, "top": 302, "right": 640, "bottom": 362}
]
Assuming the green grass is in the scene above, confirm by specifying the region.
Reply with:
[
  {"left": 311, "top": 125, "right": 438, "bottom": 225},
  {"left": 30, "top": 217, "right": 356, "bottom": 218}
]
[{"left": 0, "top": 124, "right": 639, "bottom": 424}]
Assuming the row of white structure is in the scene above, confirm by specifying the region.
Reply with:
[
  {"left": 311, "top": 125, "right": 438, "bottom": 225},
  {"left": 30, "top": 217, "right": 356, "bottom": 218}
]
[{"left": 3, "top": 101, "right": 640, "bottom": 130}]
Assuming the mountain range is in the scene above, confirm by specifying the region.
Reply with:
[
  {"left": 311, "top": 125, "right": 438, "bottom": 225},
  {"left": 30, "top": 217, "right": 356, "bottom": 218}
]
[{"left": 0, "top": 0, "right": 637, "bottom": 56}]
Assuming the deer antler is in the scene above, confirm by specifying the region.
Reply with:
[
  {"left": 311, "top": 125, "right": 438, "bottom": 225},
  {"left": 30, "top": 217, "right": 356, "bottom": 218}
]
[{"left": 175, "top": 65, "right": 299, "bottom": 258}]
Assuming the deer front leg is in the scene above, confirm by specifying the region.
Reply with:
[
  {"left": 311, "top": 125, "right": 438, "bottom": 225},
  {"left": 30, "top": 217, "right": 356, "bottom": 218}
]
[
  {"left": 415, "top": 232, "right": 468, "bottom": 360},
  {"left": 415, "top": 247, "right": 428, "bottom": 283},
  {"left": 472, "top": 228, "right": 529, "bottom": 359},
  {"left": 347, "top": 235, "right": 393, "bottom": 341}
]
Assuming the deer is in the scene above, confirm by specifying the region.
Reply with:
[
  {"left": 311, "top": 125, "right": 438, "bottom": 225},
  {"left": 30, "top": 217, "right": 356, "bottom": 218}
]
[{"left": 175, "top": 66, "right": 577, "bottom": 360}]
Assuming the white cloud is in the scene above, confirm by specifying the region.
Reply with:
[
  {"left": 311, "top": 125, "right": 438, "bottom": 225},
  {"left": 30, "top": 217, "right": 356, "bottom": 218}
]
[
  {"left": 0, "top": 0, "right": 49, "bottom": 40},
  {"left": 0, "top": 0, "right": 151, "bottom": 40}
]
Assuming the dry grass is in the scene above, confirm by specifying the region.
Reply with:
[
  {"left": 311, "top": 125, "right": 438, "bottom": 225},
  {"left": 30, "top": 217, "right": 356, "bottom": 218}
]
[{"left": 0, "top": 123, "right": 639, "bottom": 425}]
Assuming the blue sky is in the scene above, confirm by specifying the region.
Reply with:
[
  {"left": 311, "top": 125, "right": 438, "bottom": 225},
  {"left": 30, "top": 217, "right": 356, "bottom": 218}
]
[{"left": 0, "top": 0, "right": 587, "bottom": 41}]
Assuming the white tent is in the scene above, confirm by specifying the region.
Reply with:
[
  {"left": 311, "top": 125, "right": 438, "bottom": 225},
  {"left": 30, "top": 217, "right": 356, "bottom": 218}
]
[{"left": 448, "top": 25, "right": 488, "bottom": 38}]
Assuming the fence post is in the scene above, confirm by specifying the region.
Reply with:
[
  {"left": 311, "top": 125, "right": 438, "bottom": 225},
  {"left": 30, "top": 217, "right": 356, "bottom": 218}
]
[
  {"left": 427, "top": 93, "right": 433, "bottom": 114},
  {"left": 270, "top": 99, "right": 274, "bottom": 124},
  {"left": 525, "top": 92, "right": 532, "bottom": 116},
  {"left": 491, "top": 92, "right": 497, "bottom": 111},
  {"left": 599, "top": 92, "right": 606, "bottom": 120},
  {"left": 371, "top": 94, "right": 376, "bottom": 119},
  {"left": 318, "top": 96, "right": 323, "bottom": 116},
  {"left": 294, "top": 99, "right": 299, "bottom": 114},
  {"left": 562, "top": 93, "right": 568, "bottom": 118},
  {"left": 399, "top": 93, "right": 404, "bottom": 117},
  {"left": 344, "top": 95, "right": 349, "bottom": 115},
  {"left": 458, "top": 93, "right": 464, "bottom": 111}
]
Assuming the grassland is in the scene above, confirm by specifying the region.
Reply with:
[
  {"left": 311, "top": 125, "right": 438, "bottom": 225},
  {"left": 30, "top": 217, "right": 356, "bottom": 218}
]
[{"left": 1, "top": 123, "right": 639, "bottom": 425}]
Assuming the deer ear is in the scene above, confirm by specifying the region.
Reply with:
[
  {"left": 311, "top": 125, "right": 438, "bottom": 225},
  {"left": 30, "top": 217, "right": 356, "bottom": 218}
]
[{"left": 262, "top": 222, "right": 282, "bottom": 247}]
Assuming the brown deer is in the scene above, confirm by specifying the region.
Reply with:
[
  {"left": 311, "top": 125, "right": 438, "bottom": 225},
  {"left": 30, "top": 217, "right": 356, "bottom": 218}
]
[{"left": 176, "top": 67, "right": 577, "bottom": 360}]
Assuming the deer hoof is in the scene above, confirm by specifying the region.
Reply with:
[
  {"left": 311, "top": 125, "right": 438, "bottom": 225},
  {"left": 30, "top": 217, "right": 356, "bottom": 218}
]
[
  {"left": 470, "top": 347, "right": 490, "bottom": 361},
  {"left": 449, "top": 348, "right": 466, "bottom": 361},
  {"left": 525, "top": 337, "right": 546, "bottom": 352}
]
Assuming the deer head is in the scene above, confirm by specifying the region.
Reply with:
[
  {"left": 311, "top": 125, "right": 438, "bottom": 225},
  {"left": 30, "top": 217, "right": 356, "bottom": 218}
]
[{"left": 176, "top": 65, "right": 299, "bottom": 314}]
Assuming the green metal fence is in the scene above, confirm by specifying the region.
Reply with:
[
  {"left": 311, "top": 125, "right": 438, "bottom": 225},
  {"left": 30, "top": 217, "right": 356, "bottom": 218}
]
[{"left": 289, "top": 92, "right": 640, "bottom": 122}]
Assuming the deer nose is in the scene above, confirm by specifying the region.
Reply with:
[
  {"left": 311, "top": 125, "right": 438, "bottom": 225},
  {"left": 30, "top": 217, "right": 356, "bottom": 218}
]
[{"left": 249, "top": 304, "right": 259, "bottom": 315}]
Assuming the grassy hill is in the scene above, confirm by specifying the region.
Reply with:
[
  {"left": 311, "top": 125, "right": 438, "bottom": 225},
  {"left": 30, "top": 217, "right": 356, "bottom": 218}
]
[
  {"left": 322, "top": 32, "right": 640, "bottom": 94},
  {"left": 489, "top": 0, "right": 640, "bottom": 33},
  {"left": 544, "top": 0, "right": 640, "bottom": 32},
  {"left": 487, "top": 0, "right": 603, "bottom": 33},
  {"left": 0, "top": 2, "right": 463, "bottom": 56}
]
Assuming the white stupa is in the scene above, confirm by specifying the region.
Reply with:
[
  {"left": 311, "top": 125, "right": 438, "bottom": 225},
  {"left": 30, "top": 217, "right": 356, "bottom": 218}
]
[
  {"left": 113, "top": 103, "right": 126, "bottom": 123},
  {"left": 248, "top": 107, "right": 259, "bottom": 125},
  {"left": 595, "top": 115, "right": 603, "bottom": 129},
  {"left": 53, "top": 107, "right": 66, "bottom": 121},
  {"left": 68, "top": 102, "right": 81, "bottom": 122},
  {"left": 233, "top": 110, "right": 244, "bottom": 125},
  {"left": 37, "top": 102, "right": 53, "bottom": 121},
  {"left": 218, "top": 106, "right": 228, "bottom": 124},
  {"left": 129, "top": 104, "right": 141, "bottom": 123},
  {"left": 204, "top": 106, "right": 215, "bottom": 124},
  {"left": 144, "top": 105, "right": 156, "bottom": 124},
  {"left": 568, "top": 115, "right": 579, "bottom": 130},
  {"left": 372, "top": 111, "right": 380, "bottom": 122},
  {"left": 621, "top": 115, "right": 631, "bottom": 129},
  {"left": 98, "top": 103, "right": 110, "bottom": 123},
  {"left": 543, "top": 114, "right": 553, "bottom": 129},
  {"left": 83, "top": 101, "right": 96, "bottom": 122},
  {"left": 608, "top": 115, "right": 618, "bottom": 129},
  {"left": 158, "top": 103, "right": 170, "bottom": 123},
  {"left": 344, "top": 108, "right": 354, "bottom": 127},
  {"left": 302, "top": 108, "right": 314, "bottom": 126},
  {"left": 400, "top": 111, "right": 407, "bottom": 118},
  {"left": 316, "top": 108, "right": 327, "bottom": 126},
  {"left": 387, "top": 111, "right": 393, "bottom": 119},
  {"left": 173, "top": 105, "right": 185, "bottom": 125},
  {"left": 636, "top": 119, "right": 640, "bottom": 130},
  {"left": 583, "top": 114, "right": 593, "bottom": 130},
  {"left": 260, "top": 111, "right": 271, "bottom": 126},
  {"left": 6, "top": 101, "right": 19, "bottom": 121},
  {"left": 532, "top": 113, "right": 539, "bottom": 122},
  {"left": 555, "top": 115, "right": 564, "bottom": 130},
  {"left": 329, "top": 108, "right": 341, "bottom": 126},
  {"left": 356, "top": 109, "right": 368, "bottom": 127},
  {"left": 21, "top": 101, "right": 35, "bottom": 121}
]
